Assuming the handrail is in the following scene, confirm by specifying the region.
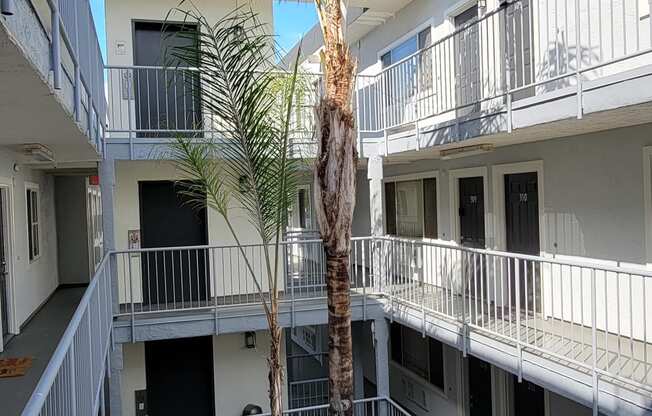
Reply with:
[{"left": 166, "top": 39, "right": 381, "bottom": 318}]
[{"left": 22, "top": 253, "right": 113, "bottom": 415}]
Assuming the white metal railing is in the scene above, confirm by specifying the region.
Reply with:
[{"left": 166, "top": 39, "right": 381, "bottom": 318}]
[
  {"left": 11, "top": 0, "right": 107, "bottom": 152},
  {"left": 262, "top": 396, "right": 412, "bottom": 416},
  {"left": 104, "top": 67, "right": 326, "bottom": 143},
  {"left": 21, "top": 254, "right": 113, "bottom": 416},
  {"left": 376, "top": 235, "right": 652, "bottom": 398},
  {"left": 112, "top": 237, "right": 375, "bottom": 323},
  {"left": 354, "top": 0, "right": 652, "bottom": 143},
  {"left": 289, "top": 378, "right": 329, "bottom": 409}
]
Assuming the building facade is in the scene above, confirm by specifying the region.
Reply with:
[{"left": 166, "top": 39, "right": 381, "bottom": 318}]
[{"left": 0, "top": 0, "right": 651, "bottom": 415}]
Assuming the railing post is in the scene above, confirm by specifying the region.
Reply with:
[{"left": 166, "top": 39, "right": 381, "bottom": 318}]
[
  {"left": 515, "top": 260, "right": 522, "bottom": 382},
  {"left": 415, "top": 56, "right": 421, "bottom": 151},
  {"left": 504, "top": 6, "right": 512, "bottom": 134},
  {"left": 213, "top": 248, "right": 219, "bottom": 335},
  {"left": 575, "top": 0, "right": 583, "bottom": 119},
  {"left": 591, "top": 269, "right": 599, "bottom": 416},
  {"left": 51, "top": 3, "right": 62, "bottom": 90},
  {"left": 69, "top": 343, "right": 77, "bottom": 416},
  {"left": 362, "top": 239, "right": 367, "bottom": 321},
  {"left": 461, "top": 251, "right": 467, "bottom": 357},
  {"left": 73, "top": 0, "right": 81, "bottom": 122},
  {"left": 355, "top": 76, "right": 363, "bottom": 157}
]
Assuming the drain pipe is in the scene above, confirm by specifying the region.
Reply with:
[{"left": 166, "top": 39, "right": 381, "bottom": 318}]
[{"left": 1, "top": 0, "right": 14, "bottom": 16}]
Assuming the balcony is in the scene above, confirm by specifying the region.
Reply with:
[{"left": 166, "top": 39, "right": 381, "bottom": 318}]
[
  {"left": 17, "top": 233, "right": 652, "bottom": 414},
  {"left": 103, "top": 1, "right": 652, "bottom": 161},
  {"left": 0, "top": 0, "right": 106, "bottom": 162}
]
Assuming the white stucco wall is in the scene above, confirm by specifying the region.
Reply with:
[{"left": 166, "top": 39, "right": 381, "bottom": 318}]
[
  {"left": 120, "top": 332, "right": 287, "bottom": 416},
  {"left": 0, "top": 149, "right": 59, "bottom": 336},
  {"left": 378, "top": 123, "right": 652, "bottom": 341},
  {"left": 105, "top": 0, "right": 273, "bottom": 68}
]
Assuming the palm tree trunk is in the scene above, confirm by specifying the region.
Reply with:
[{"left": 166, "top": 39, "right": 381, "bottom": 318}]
[
  {"left": 268, "top": 315, "right": 284, "bottom": 416},
  {"left": 314, "top": 101, "right": 358, "bottom": 415},
  {"left": 326, "top": 254, "right": 354, "bottom": 416}
]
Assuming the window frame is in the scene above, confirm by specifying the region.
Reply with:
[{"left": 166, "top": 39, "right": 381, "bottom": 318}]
[
  {"left": 377, "top": 19, "right": 435, "bottom": 68},
  {"left": 25, "top": 183, "right": 41, "bottom": 263},
  {"left": 383, "top": 171, "right": 441, "bottom": 241},
  {"left": 390, "top": 323, "right": 447, "bottom": 395}
]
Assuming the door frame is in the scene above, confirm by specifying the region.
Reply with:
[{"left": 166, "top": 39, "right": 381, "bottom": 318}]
[
  {"left": 643, "top": 147, "right": 652, "bottom": 265},
  {"left": 491, "top": 160, "right": 545, "bottom": 253},
  {"left": 449, "top": 166, "right": 489, "bottom": 247},
  {"left": 461, "top": 356, "right": 498, "bottom": 416},
  {"left": 0, "top": 177, "right": 16, "bottom": 346}
]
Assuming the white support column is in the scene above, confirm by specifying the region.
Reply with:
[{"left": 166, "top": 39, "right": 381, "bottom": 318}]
[
  {"left": 373, "top": 318, "right": 390, "bottom": 400},
  {"left": 368, "top": 155, "right": 384, "bottom": 238},
  {"left": 109, "top": 344, "right": 124, "bottom": 416},
  {"left": 100, "top": 157, "right": 119, "bottom": 315},
  {"left": 368, "top": 155, "right": 385, "bottom": 294}
]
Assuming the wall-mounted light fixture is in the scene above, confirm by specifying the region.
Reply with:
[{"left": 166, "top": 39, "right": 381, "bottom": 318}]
[
  {"left": 1, "top": 0, "right": 15, "bottom": 16},
  {"left": 245, "top": 331, "right": 256, "bottom": 349}
]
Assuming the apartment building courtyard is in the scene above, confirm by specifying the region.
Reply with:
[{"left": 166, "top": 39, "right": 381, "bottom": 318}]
[{"left": 0, "top": 0, "right": 652, "bottom": 415}]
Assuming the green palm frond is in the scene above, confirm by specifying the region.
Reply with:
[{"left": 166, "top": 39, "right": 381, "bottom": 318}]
[{"left": 163, "top": 3, "right": 303, "bottom": 298}]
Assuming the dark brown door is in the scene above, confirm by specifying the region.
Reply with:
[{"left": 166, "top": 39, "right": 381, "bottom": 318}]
[
  {"left": 505, "top": 172, "right": 540, "bottom": 313},
  {"left": 459, "top": 177, "right": 485, "bottom": 248},
  {"left": 145, "top": 336, "right": 215, "bottom": 416},
  {"left": 139, "top": 181, "right": 208, "bottom": 306},
  {"left": 469, "top": 356, "right": 492, "bottom": 416},
  {"left": 0, "top": 192, "right": 8, "bottom": 340},
  {"left": 513, "top": 377, "right": 545, "bottom": 416},
  {"left": 505, "top": 172, "right": 539, "bottom": 255},
  {"left": 133, "top": 21, "right": 201, "bottom": 138},
  {"left": 455, "top": 5, "right": 481, "bottom": 116}
]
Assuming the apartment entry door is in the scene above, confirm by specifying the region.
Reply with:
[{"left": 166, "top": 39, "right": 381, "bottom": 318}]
[
  {"left": 133, "top": 21, "right": 201, "bottom": 137},
  {"left": 145, "top": 336, "right": 215, "bottom": 416},
  {"left": 455, "top": 5, "right": 481, "bottom": 116},
  {"left": 468, "top": 356, "right": 492, "bottom": 416},
  {"left": 0, "top": 191, "right": 9, "bottom": 341},
  {"left": 139, "top": 181, "right": 208, "bottom": 306},
  {"left": 505, "top": 172, "right": 540, "bottom": 312},
  {"left": 459, "top": 177, "right": 485, "bottom": 248}
]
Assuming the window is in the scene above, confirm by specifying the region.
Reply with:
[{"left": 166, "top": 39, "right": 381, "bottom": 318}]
[
  {"left": 26, "top": 187, "right": 40, "bottom": 261},
  {"left": 297, "top": 188, "right": 312, "bottom": 229},
  {"left": 385, "top": 178, "right": 437, "bottom": 239},
  {"left": 390, "top": 323, "right": 445, "bottom": 390},
  {"left": 380, "top": 27, "right": 432, "bottom": 68}
]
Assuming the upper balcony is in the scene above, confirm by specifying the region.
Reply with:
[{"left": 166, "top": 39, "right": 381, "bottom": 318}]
[
  {"left": 104, "top": 0, "right": 652, "bottom": 162},
  {"left": 0, "top": 0, "right": 106, "bottom": 164}
]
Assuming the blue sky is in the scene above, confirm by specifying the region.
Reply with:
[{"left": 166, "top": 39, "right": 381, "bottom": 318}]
[{"left": 89, "top": 0, "right": 317, "bottom": 60}]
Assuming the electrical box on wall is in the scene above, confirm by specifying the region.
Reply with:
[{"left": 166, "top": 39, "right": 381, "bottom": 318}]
[{"left": 135, "top": 389, "right": 147, "bottom": 416}]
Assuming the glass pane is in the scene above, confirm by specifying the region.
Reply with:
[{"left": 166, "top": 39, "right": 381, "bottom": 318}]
[
  {"left": 428, "top": 338, "right": 445, "bottom": 389},
  {"left": 384, "top": 182, "right": 397, "bottom": 235},
  {"left": 402, "top": 326, "right": 428, "bottom": 379},
  {"left": 395, "top": 180, "right": 423, "bottom": 238},
  {"left": 391, "top": 36, "right": 418, "bottom": 64},
  {"left": 381, "top": 52, "right": 392, "bottom": 69},
  {"left": 418, "top": 28, "right": 431, "bottom": 49},
  {"left": 423, "top": 178, "right": 437, "bottom": 239},
  {"left": 32, "top": 192, "right": 38, "bottom": 222}
]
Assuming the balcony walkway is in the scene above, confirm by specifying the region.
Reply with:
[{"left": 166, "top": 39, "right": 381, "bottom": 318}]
[
  {"left": 389, "top": 282, "right": 652, "bottom": 408},
  {"left": 0, "top": 286, "right": 86, "bottom": 416}
]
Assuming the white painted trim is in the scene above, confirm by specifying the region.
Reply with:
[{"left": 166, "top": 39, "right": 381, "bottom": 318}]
[
  {"left": 643, "top": 147, "right": 652, "bottom": 265},
  {"left": 24, "top": 182, "right": 41, "bottom": 263},
  {"left": 491, "top": 160, "right": 546, "bottom": 255},
  {"left": 445, "top": 0, "right": 480, "bottom": 19},
  {"left": 383, "top": 171, "right": 442, "bottom": 240},
  {"left": 0, "top": 178, "right": 16, "bottom": 346},
  {"left": 448, "top": 166, "right": 490, "bottom": 247},
  {"left": 377, "top": 17, "right": 435, "bottom": 61}
]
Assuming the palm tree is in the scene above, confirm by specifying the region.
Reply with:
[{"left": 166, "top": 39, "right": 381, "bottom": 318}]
[
  {"left": 312, "top": 1, "right": 358, "bottom": 415},
  {"left": 163, "top": 5, "right": 302, "bottom": 415}
]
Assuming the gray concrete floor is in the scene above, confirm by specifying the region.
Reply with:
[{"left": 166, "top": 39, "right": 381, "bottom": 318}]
[{"left": 0, "top": 286, "right": 85, "bottom": 416}]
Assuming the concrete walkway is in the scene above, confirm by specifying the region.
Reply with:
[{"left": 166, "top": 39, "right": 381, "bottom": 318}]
[{"left": 0, "top": 286, "right": 85, "bottom": 416}]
